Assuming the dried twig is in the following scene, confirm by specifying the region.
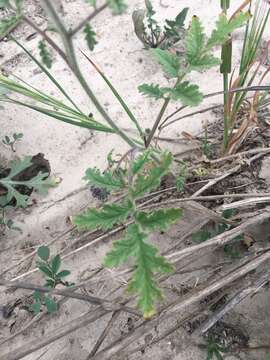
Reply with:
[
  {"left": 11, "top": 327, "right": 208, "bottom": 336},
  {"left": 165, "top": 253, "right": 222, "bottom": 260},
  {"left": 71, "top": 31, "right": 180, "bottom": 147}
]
[
  {"left": 197, "top": 269, "right": 270, "bottom": 335},
  {"left": 166, "top": 210, "right": 270, "bottom": 261},
  {"left": 0, "top": 280, "right": 140, "bottom": 315}
]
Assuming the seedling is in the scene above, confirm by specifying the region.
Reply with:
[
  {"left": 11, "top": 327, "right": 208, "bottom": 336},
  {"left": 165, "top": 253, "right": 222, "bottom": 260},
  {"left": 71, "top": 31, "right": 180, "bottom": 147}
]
[
  {"left": 133, "top": 0, "right": 188, "bottom": 49},
  {"left": 205, "top": 335, "right": 228, "bottom": 360},
  {"left": 29, "top": 246, "right": 72, "bottom": 314},
  {"left": 74, "top": 150, "right": 182, "bottom": 318},
  {"left": 192, "top": 209, "right": 243, "bottom": 259},
  {"left": 176, "top": 161, "right": 188, "bottom": 193},
  {"left": 2, "top": 132, "right": 23, "bottom": 152}
]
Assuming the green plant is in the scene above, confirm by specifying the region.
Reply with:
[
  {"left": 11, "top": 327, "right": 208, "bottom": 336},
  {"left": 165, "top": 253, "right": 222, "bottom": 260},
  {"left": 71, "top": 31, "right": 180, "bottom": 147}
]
[
  {"left": 29, "top": 246, "right": 72, "bottom": 314},
  {"left": 74, "top": 150, "right": 182, "bottom": 318},
  {"left": 205, "top": 335, "right": 228, "bottom": 360},
  {"left": 2, "top": 132, "right": 23, "bottom": 152},
  {"left": 202, "top": 124, "right": 213, "bottom": 159},
  {"left": 225, "top": 0, "right": 270, "bottom": 153},
  {"left": 192, "top": 209, "right": 243, "bottom": 258},
  {"left": 0, "top": 0, "right": 23, "bottom": 40},
  {"left": 176, "top": 161, "right": 188, "bottom": 192},
  {"left": 138, "top": 12, "right": 249, "bottom": 147},
  {"left": 132, "top": 0, "right": 188, "bottom": 49},
  {"left": 0, "top": 156, "right": 56, "bottom": 208}
]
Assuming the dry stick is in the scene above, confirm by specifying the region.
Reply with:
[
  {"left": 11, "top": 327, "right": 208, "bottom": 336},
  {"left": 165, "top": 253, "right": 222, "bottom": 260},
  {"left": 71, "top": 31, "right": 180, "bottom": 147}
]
[
  {"left": 0, "top": 280, "right": 140, "bottom": 316},
  {"left": 143, "top": 193, "right": 270, "bottom": 209},
  {"left": 197, "top": 269, "right": 270, "bottom": 335},
  {"left": 165, "top": 210, "right": 270, "bottom": 261},
  {"left": 208, "top": 147, "right": 270, "bottom": 165},
  {"left": 219, "top": 197, "right": 270, "bottom": 210},
  {"left": 86, "top": 310, "right": 121, "bottom": 359},
  {"left": 191, "top": 164, "right": 242, "bottom": 197},
  {"left": 91, "top": 251, "right": 270, "bottom": 360}
]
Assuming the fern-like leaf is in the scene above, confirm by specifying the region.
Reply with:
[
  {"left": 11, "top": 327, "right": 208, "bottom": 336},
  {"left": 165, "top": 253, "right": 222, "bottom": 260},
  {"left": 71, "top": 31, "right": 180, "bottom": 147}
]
[
  {"left": 131, "top": 152, "right": 173, "bottom": 199},
  {"left": 138, "top": 83, "right": 165, "bottom": 100},
  {"left": 104, "top": 224, "right": 173, "bottom": 318},
  {"left": 73, "top": 201, "right": 132, "bottom": 230},
  {"left": 84, "top": 24, "right": 97, "bottom": 51},
  {"left": 136, "top": 208, "right": 182, "bottom": 231},
  {"left": 207, "top": 12, "right": 250, "bottom": 49},
  {"left": 83, "top": 167, "right": 125, "bottom": 191},
  {"left": 186, "top": 16, "right": 206, "bottom": 63},
  {"left": 164, "top": 81, "right": 203, "bottom": 106},
  {"left": 132, "top": 150, "right": 151, "bottom": 175},
  {"left": 38, "top": 40, "right": 52, "bottom": 69},
  {"left": 152, "top": 49, "right": 180, "bottom": 78}
]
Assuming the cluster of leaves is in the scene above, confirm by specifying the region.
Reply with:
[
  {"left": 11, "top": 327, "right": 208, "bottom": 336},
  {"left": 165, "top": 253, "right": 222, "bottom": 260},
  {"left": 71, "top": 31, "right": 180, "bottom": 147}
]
[
  {"left": 138, "top": 13, "right": 249, "bottom": 108},
  {"left": 74, "top": 150, "right": 182, "bottom": 318},
  {"left": 30, "top": 246, "right": 72, "bottom": 314},
  {"left": 0, "top": 156, "right": 56, "bottom": 208},
  {"left": 132, "top": 0, "right": 188, "bottom": 49},
  {"left": 204, "top": 335, "right": 228, "bottom": 360},
  {"left": 2, "top": 132, "right": 23, "bottom": 152},
  {"left": 38, "top": 40, "right": 52, "bottom": 69},
  {"left": 192, "top": 209, "right": 244, "bottom": 259},
  {"left": 0, "top": 0, "right": 23, "bottom": 39}
]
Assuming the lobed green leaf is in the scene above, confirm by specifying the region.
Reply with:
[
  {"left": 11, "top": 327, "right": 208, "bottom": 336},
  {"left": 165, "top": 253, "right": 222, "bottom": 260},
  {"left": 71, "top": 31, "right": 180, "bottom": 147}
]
[
  {"left": 152, "top": 48, "right": 180, "bottom": 78},
  {"left": 131, "top": 152, "right": 173, "bottom": 199},
  {"left": 74, "top": 201, "right": 133, "bottom": 230},
  {"left": 207, "top": 12, "right": 250, "bottom": 50},
  {"left": 83, "top": 167, "right": 125, "bottom": 191},
  {"left": 138, "top": 83, "right": 165, "bottom": 100},
  {"left": 165, "top": 81, "right": 203, "bottom": 106},
  {"left": 135, "top": 208, "right": 182, "bottom": 231}
]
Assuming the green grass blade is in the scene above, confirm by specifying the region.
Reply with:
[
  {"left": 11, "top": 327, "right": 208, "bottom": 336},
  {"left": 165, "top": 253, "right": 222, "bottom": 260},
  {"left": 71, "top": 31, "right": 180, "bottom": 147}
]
[
  {"left": 81, "top": 50, "right": 144, "bottom": 138},
  {"left": 12, "top": 37, "right": 82, "bottom": 113},
  {"left": 3, "top": 97, "right": 115, "bottom": 133}
]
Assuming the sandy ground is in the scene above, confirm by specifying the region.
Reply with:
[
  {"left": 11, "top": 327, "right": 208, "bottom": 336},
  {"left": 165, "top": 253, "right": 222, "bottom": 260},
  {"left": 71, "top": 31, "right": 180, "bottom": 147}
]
[{"left": 1, "top": 0, "right": 270, "bottom": 359}]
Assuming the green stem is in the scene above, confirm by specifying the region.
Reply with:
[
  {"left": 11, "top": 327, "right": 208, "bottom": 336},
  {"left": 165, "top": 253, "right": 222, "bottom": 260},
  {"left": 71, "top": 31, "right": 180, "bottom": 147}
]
[
  {"left": 145, "top": 74, "right": 185, "bottom": 148},
  {"left": 39, "top": 0, "right": 137, "bottom": 149},
  {"left": 145, "top": 97, "right": 170, "bottom": 148},
  {"left": 223, "top": 73, "right": 229, "bottom": 151}
]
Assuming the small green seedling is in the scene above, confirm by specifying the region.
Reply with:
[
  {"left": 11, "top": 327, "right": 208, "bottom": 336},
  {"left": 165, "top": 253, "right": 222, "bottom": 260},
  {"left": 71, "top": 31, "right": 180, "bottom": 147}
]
[
  {"left": 176, "top": 161, "right": 188, "bottom": 193},
  {"left": 29, "top": 246, "right": 72, "bottom": 314},
  {"left": 2, "top": 132, "right": 23, "bottom": 152},
  {"left": 133, "top": 0, "right": 188, "bottom": 49},
  {"left": 74, "top": 150, "right": 182, "bottom": 318},
  {"left": 205, "top": 335, "right": 228, "bottom": 360},
  {"left": 192, "top": 209, "right": 243, "bottom": 259}
]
